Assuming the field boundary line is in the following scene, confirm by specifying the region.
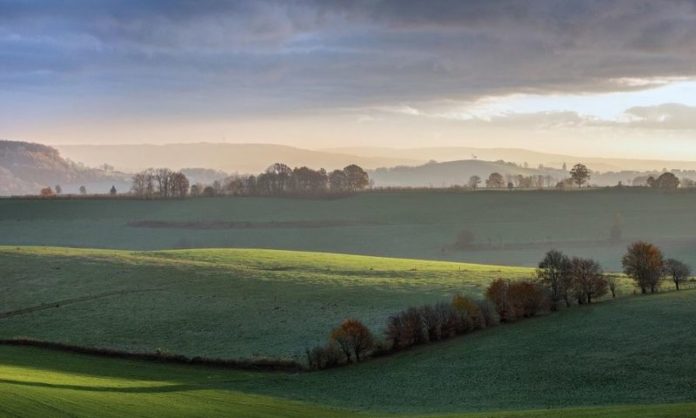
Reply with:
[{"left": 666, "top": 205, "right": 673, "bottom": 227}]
[
  {"left": 0, "top": 288, "right": 166, "bottom": 320},
  {"left": 0, "top": 338, "right": 304, "bottom": 372}
]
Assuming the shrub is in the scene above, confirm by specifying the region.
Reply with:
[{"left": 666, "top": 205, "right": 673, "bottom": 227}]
[
  {"left": 508, "top": 280, "right": 547, "bottom": 317},
  {"left": 475, "top": 299, "right": 500, "bottom": 327},
  {"left": 486, "top": 278, "right": 547, "bottom": 320},
  {"left": 452, "top": 294, "right": 485, "bottom": 330},
  {"left": 385, "top": 307, "right": 429, "bottom": 350},
  {"left": 486, "top": 278, "right": 515, "bottom": 322},
  {"left": 306, "top": 343, "right": 344, "bottom": 370}
]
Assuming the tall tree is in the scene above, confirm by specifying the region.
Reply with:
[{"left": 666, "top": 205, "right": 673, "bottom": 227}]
[
  {"left": 169, "top": 172, "right": 190, "bottom": 198},
  {"left": 330, "top": 319, "right": 374, "bottom": 362},
  {"left": 486, "top": 172, "right": 505, "bottom": 188},
  {"left": 569, "top": 163, "right": 590, "bottom": 187},
  {"left": 328, "top": 169, "right": 348, "bottom": 192},
  {"left": 537, "top": 250, "right": 572, "bottom": 310},
  {"left": 651, "top": 172, "right": 680, "bottom": 190},
  {"left": 343, "top": 164, "right": 369, "bottom": 191},
  {"left": 622, "top": 241, "right": 664, "bottom": 294},
  {"left": 569, "top": 257, "right": 607, "bottom": 304}
]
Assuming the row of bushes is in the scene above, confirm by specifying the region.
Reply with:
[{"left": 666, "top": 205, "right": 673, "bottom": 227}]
[{"left": 306, "top": 295, "right": 499, "bottom": 370}]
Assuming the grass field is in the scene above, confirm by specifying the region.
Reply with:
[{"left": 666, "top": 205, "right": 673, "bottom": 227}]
[
  {"left": 0, "top": 246, "right": 542, "bottom": 359},
  {"left": 3, "top": 189, "right": 696, "bottom": 269},
  {"left": 2, "top": 289, "right": 696, "bottom": 417}
]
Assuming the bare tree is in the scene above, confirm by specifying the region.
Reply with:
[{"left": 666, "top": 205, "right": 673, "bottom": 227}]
[
  {"left": 169, "top": 172, "right": 190, "bottom": 198},
  {"left": 664, "top": 258, "right": 690, "bottom": 291},
  {"left": 79, "top": 185, "right": 87, "bottom": 195},
  {"left": 537, "top": 250, "right": 571, "bottom": 310},
  {"left": 468, "top": 175, "right": 481, "bottom": 189},
  {"left": 569, "top": 257, "right": 607, "bottom": 304}
]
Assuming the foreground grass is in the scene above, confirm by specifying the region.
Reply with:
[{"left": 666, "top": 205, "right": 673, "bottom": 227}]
[
  {"left": 0, "top": 246, "right": 540, "bottom": 359},
  {"left": 2, "top": 289, "right": 696, "bottom": 417}
]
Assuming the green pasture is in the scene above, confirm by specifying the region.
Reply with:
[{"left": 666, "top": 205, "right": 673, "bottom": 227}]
[
  {"left": 1, "top": 289, "right": 695, "bottom": 417},
  {"left": 0, "top": 246, "right": 539, "bottom": 359},
  {"left": 2, "top": 189, "right": 696, "bottom": 268}
]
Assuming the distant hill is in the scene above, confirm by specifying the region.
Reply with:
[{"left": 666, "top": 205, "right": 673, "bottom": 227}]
[
  {"left": 57, "top": 143, "right": 418, "bottom": 173},
  {"left": 0, "top": 140, "right": 129, "bottom": 196},
  {"left": 370, "top": 160, "right": 565, "bottom": 188},
  {"left": 327, "top": 146, "right": 696, "bottom": 172}
]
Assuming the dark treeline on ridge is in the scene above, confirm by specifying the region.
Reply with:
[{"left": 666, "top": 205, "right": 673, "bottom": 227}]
[{"left": 129, "top": 163, "right": 370, "bottom": 198}]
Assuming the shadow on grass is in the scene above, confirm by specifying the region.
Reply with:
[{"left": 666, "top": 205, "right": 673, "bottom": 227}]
[{"left": 0, "top": 378, "right": 209, "bottom": 394}]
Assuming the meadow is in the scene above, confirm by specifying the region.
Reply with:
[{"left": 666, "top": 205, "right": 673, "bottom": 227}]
[
  {"left": 0, "top": 246, "right": 539, "bottom": 359},
  {"left": 2, "top": 189, "right": 696, "bottom": 269},
  {"left": 1, "top": 289, "right": 695, "bottom": 417},
  {"left": 2, "top": 191, "right": 695, "bottom": 417}
]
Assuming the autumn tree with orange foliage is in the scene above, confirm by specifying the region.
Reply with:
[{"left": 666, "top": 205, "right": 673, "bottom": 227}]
[
  {"left": 622, "top": 241, "right": 664, "bottom": 293},
  {"left": 330, "top": 319, "right": 375, "bottom": 362}
]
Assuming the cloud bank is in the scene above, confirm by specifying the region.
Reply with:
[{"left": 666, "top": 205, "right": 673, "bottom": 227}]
[{"left": 2, "top": 0, "right": 696, "bottom": 116}]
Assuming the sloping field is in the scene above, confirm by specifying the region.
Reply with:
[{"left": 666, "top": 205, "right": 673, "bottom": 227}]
[
  {"left": 0, "top": 246, "right": 537, "bottom": 359},
  {"left": 1, "top": 289, "right": 695, "bottom": 417},
  {"left": 3, "top": 189, "right": 696, "bottom": 268}
]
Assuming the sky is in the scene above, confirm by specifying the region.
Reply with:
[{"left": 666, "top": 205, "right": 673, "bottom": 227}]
[{"left": 2, "top": 0, "right": 696, "bottom": 159}]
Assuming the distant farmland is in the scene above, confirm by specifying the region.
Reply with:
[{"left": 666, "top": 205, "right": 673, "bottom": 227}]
[{"left": 2, "top": 189, "right": 696, "bottom": 269}]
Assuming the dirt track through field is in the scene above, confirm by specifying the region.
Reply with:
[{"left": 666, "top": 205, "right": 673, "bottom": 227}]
[{"left": 0, "top": 288, "right": 165, "bottom": 320}]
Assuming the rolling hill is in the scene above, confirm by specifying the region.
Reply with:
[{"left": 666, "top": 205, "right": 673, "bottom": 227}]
[
  {"left": 0, "top": 140, "right": 130, "bottom": 196},
  {"left": 370, "top": 159, "right": 564, "bottom": 187},
  {"left": 1, "top": 282, "right": 694, "bottom": 417},
  {"left": 57, "top": 143, "right": 418, "bottom": 173},
  {"left": 0, "top": 246, "right": 535, "bottom": 359},
  {"left": 327, "top": 145, "right": 696, "bottom": 172}
]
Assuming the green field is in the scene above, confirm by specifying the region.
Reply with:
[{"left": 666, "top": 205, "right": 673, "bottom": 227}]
[
  {"left": 3, "top": 189, "right": 696, "bottom": 269},
  {"left": 0, "top": 246, "right": 540, "bottom": 359},
  {"left": 3, "top": 191, "right": 696, "bottom": 417},
  {"left": 2, "top": 289, "right": 696, "bottom": 417}
]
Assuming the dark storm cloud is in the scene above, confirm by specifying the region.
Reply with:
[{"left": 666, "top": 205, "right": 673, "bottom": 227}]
[{"left": 2, "top": 0, "right": 696, "bottom": 115}]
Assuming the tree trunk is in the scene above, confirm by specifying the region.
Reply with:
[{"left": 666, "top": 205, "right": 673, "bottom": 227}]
[{"left": 676, "top": 281, "right": 680, "bottom": 291}]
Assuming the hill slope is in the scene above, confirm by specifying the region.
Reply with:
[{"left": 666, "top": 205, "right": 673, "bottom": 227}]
[
  {"left": 0, "top": 247, "right": 535, "bottom": 359},
  {"left": 328, "top": 145, "right": 696, "bottom": 172},
  {"left": 370, "top": 159, "right": 564, "bottom": 187},
  {"left": 57, "top": 143, "right": 418, "bottom": 173},
  {"left": 0, "top": 140, "right": 129, "bottom": 195},
  {"left": 1, "top": 289, "right": 695, "bottom": 416}
]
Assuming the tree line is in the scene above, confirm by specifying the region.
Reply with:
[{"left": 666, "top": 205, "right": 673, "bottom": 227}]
[
  {"left": 129, "top": 163, "right": 370, "bottom": 198},
  {"left": 306, "top": 241, "right": 692, "bottom": 370}
]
